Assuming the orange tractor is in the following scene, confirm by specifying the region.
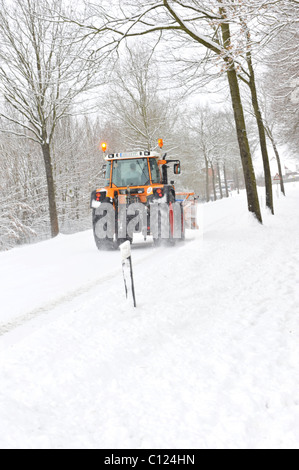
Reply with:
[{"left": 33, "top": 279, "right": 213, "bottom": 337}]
[{"left": 90, "top": 141, "right": 198, "bottom": 249}]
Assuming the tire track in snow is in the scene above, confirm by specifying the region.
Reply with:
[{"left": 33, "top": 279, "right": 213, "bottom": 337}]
[
  {"left": 0, "top": 242, "right": 175, "bottom": 338},
  {"left": 0, "top": 266, "right": 122, "bottom": 337}
]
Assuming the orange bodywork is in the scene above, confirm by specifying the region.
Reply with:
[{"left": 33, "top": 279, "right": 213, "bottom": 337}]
[
  {"left": 94, "top": 153, "right": 198, "bottom": 230},
  {"left": 97, "top": 155, "right": 169, "bottom": 205}
]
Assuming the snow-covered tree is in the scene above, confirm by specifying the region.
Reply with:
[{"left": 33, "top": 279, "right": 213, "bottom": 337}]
[
  {"left": 0, "top": 133, "right": 47, "bottom": 249},
  {"left": 263, "top": 3, "right": 299, "bottom": 156},
  {"left": 0, "top": 0, "right": 103, "bottom": 238},
  {"left": 103, "top": 43, "right": 180, "bottom": 153},
  {"left": 187, "top": 104, "right": 242, "bottom": 201}
]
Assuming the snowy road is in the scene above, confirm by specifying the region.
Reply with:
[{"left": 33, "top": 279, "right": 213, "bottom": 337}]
[
  {"left": 0, "top": 230, "right": 183, "bottom": 337},
  {"left": 0, "top": 185, "right": 299, "bottom": 449}
]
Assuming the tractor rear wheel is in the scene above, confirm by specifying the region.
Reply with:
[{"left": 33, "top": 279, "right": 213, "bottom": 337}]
[{"left": 93, "top": 212, "right": 115, "bottom": 250}]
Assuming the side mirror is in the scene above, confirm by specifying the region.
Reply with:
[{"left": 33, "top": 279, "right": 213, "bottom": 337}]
[
  {"left": 174, "top": 163, "right": 181, "bottom": 175},
  {"left": 90, "top": 190, "right": 97, "bottom": 209}
]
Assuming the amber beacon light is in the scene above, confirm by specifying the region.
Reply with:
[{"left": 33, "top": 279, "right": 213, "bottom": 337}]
[
  {"left": 158, "top": 138, "right": 164, "bottom": 149},
  {"left": 101, "top": 142, "right": 107, "bottom": 153}
]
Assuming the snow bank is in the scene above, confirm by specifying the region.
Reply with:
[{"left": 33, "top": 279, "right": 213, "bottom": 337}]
[{"left": 0, "top": 184, "right": 298, "bottom": 449}]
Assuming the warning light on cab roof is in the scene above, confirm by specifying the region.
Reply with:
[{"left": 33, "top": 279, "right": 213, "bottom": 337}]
[
  {"left": 101, "top": 142, "right": 107, "bottom": 153},
  {"left": 158, "top": 138, "right": 164, "bottom": 149}
]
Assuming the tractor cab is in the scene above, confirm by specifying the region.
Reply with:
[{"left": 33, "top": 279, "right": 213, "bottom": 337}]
[{"left": 99, "top": 151, "right": 181, "bottom": 202}]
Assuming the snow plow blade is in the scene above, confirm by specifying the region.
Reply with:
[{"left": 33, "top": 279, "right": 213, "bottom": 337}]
[{"left": 176, "top": 192, "right": 199, "bottom": 230}]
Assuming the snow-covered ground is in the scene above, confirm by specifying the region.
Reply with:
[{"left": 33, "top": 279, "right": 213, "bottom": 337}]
[{"left": 0, "top": 183, "right": 298, "bottom": 449}]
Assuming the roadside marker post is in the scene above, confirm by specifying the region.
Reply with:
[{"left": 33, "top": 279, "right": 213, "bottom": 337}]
[{"left": 119, "top": 241, "right": 137, "bottom": 308}]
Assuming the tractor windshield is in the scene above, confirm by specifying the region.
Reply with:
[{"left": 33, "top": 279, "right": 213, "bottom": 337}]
[
  {"left": 111, "top": 158, "right": 150, "bottom": 187},
  {"left": 149, "top": 158, "right": 162, "bottom": 184}
]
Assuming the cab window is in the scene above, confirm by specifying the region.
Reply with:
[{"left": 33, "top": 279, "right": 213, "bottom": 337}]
[
  {"left": 105, "top": 162, "right": 111, "bottom": 186},
  {"left": 112, "top": 159, "right": 150, "bottom": 187},
  {"left": 149, "top": 158, "right": 162, "bottom": 184}
]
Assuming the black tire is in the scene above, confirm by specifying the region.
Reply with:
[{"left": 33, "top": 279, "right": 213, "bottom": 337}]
[
  {"left": 153, "top": 209, "right": 162, "bottom": 246},
  {"left": 93, "top": 212, "right": 115, "bottom": 250}
]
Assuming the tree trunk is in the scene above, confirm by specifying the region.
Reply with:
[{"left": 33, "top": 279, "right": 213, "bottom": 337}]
[
  {"left": 211, "top": 164, "right": 217, "bottom": 201},
  {"left": 41, "top": 142, "right": 59, "bottom": 238},
  {"left": 223, "top": 163, "right": 229, "bottom": 197},
  {"left": 266, "top": 126, "right": 286, "bottom": 196},
  {"left": 226, "top": 66, "right": 262, "bottom": 222},
  {"left": 217, "top": 162, "right": 223, "bottom": 199},
  {"left": 247, "top": 50, "right": 274, "bottom": 214},
  {"left": 204, "top": 153, "right": 210, "bottom": 202},
  {"left": 220, "top": 19, "right": 262, "bottom": 224}
]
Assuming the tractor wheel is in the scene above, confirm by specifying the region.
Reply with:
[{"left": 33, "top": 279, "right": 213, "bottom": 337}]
[
  {"left": 153, "top": 194, "right": 177, "bottom": 246},
  {"left": 93, "top": 212, "right": 115, "bottom": 250},
  {"left": 170, "top": 199, "right": 185, "bottom": 243}
]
